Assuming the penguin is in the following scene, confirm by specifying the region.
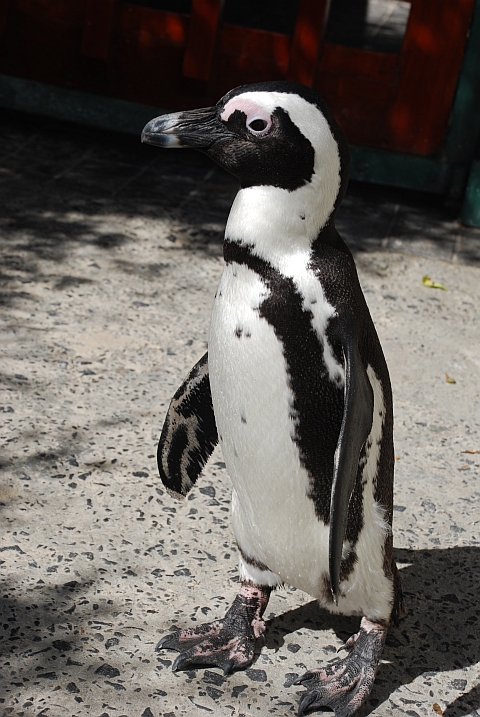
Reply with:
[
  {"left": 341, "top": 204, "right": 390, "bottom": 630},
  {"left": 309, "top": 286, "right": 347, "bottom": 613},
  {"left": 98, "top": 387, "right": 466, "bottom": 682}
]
[{"left": 141, "top": 81, "right": 404, "bottom": 717}]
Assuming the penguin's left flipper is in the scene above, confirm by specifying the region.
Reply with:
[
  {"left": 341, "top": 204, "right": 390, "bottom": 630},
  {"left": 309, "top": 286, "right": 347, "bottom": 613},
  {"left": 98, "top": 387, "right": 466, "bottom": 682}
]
[
  {"left": 157, "top": 352, "right": 218, "bottom": 499},
  {"left": 156, "top": 584, "right": 271, "bottom": 674},
  {"left": 294, "top": 618, "right": 387, "bottom": 717},
  {"left": 329, "top": 323, "right": 374, "bottom": 601}
]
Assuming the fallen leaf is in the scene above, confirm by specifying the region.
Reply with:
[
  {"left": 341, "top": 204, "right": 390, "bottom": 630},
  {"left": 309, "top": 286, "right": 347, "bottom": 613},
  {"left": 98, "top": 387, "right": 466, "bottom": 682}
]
[
  {"left": 461, "top": 449, "right": 480, "bottom": 454},
  {"left": 423, "top": 275, "right": 446, "bottom": 290},
  {"left": 432, "top": 704, "right": 443, "bottom": 716},
  {"left": 445, "top": 373, "right": 456, "bottom": 384}
]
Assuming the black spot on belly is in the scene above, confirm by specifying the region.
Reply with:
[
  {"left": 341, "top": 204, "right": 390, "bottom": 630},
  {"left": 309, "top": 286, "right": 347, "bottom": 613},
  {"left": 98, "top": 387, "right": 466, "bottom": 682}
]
[
  {"left": 235, "top": 325, "right": 252, "bottom": 339},
  {"left": 241, "top": 413, "right": 247, "bottom": 424}
]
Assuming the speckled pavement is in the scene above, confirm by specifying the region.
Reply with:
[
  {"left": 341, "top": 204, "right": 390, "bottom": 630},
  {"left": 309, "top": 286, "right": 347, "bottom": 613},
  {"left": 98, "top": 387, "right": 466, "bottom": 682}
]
[{"left": 1, "top": 110, "right": 479, "bottom": 717}]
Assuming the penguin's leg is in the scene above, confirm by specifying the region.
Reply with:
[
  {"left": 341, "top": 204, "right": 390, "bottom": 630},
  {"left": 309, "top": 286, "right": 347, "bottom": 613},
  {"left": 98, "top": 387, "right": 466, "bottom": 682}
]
[
  {"left": 294, "top": 560, "right": 405, "bottom": 717},
  {"left": 156, "top": 581, "right": 272, "bottom": 674},
  {"left": 294, "top": 616, "right": 387, "bottom": 717}
]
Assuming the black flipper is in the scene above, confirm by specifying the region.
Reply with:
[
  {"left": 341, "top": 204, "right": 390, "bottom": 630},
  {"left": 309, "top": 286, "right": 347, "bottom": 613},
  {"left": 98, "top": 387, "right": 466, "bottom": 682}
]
[
  {"left": 157, "top": 352, "right": 218, "bottom": 499},
  {"left": 329, "top": 326, "right": 374, "bottom": 601}
]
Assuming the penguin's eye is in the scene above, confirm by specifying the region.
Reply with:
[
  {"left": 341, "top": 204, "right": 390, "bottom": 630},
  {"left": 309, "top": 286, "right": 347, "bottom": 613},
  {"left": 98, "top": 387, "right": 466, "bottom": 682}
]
[
  {"left": 249, "top": 119, "right": 267, "bottom": 132},
  {"left": 246, "top": 115, "right": 271, "bottom": 136}
]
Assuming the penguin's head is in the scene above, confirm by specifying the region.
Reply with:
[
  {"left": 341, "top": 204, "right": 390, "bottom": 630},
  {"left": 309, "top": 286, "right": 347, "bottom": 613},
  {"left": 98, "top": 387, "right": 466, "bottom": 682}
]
[{"left": 142, "top": 82, "right": 349, "bottom": 216}]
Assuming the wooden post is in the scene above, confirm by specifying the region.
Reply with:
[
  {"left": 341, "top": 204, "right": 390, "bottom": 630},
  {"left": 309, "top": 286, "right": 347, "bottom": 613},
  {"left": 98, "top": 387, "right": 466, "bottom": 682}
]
[
  {"left": 81, "top": 0, "right": 116, "bottom": 60},
  {"left": 182, "top": 0, "right": 224, "bottom": 81},
  {"left": 388, "top": 0, "right": 475, "bottom": 154},
  {"left": 287, "top": 0, "right": 331, "bottom": 85}
]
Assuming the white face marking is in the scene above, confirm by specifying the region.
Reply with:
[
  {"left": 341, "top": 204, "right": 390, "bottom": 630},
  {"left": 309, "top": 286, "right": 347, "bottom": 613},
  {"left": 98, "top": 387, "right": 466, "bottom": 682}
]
[
  {"left": 224, "top": 91, "right": 341, "bottom": 258},
  {"left": 221, "top": 98, "right": 272, "bottom": 136}
]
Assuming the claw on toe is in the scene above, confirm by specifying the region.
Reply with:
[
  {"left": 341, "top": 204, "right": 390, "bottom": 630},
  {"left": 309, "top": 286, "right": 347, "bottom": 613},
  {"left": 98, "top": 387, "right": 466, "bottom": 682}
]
[
  {"left": 222, "top": 659, "right": 234, "bottom": 675},
  {"left": 172, "top": 654, "right": 188, "bottom": 672},
  {"left": 293, "top": 672, "right": 312, "bottom": 687},
  {"left": 156, "top": 633, "right": 175, "bottom": 651},
  {"left": 298, "top": 690, "right": 320, "bottom": 716}
]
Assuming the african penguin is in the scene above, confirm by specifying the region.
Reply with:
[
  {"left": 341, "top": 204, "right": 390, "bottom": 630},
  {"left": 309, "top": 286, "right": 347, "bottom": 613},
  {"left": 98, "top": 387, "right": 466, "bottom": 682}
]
[{"left": 142, "top": 81, "right": 404, "bottom": 717}]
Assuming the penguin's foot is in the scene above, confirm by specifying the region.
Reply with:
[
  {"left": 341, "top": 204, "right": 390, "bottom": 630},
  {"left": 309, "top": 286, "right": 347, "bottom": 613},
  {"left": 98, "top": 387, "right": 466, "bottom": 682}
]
[
  {"left": 294, "top": 617, "right": 387, "bottom": 717},
  {"left": 156, "top": 583, "right": 271, "bottom": 674}
]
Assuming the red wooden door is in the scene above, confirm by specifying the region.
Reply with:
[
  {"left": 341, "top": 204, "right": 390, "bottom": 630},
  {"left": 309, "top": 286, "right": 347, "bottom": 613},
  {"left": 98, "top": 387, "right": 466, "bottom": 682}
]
[{"left": 0, "top": 0, "right": 475, "bottom": 155}]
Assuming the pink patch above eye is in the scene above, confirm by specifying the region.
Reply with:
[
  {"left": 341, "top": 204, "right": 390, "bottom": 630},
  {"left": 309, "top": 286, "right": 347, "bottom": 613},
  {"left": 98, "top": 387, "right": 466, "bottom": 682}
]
[{"left": 221, "top": 98, "right": 272, "bottom": 134}]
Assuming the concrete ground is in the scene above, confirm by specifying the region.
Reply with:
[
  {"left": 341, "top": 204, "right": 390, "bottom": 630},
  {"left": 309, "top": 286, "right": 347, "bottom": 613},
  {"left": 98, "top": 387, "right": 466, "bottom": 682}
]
[{"left": 0, "top": 109, "right": 479, "bottom": 717}]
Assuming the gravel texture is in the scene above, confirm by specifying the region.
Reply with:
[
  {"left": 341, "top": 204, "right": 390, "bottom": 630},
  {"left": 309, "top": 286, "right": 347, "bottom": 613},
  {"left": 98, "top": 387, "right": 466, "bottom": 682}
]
[{"left": 0, "top": 110, "right": 479, "bottom": 717}]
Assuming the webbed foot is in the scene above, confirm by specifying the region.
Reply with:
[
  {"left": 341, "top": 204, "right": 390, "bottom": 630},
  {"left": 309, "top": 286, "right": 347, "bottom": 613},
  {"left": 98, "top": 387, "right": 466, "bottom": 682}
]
[
  {"left": 294, "top": 618, "right": 387, "bottom": 717},
  {"left": 157, "top": 583, "right": 271, "bottom": 674}
]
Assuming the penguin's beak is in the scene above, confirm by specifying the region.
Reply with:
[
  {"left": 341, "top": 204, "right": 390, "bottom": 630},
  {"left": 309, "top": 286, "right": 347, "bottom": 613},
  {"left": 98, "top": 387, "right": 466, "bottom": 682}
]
[{"left": 141, "top": 107, "right": 226, "bottom": 150}]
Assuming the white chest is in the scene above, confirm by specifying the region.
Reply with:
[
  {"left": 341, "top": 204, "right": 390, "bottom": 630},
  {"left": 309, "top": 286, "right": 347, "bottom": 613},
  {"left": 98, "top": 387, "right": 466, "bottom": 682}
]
[{"left": 208, "top": 258, "right": 335, "bottom": 595}]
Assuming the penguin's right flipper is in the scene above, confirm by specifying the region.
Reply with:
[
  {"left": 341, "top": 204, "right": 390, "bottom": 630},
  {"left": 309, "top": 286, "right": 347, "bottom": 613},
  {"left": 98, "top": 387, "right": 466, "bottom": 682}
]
[
  {"left": 329, "top": 324, "right": 374, "bottom": 601},
  {"left": 157, "top": 352, "right": 218, "bottom": 499}
]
